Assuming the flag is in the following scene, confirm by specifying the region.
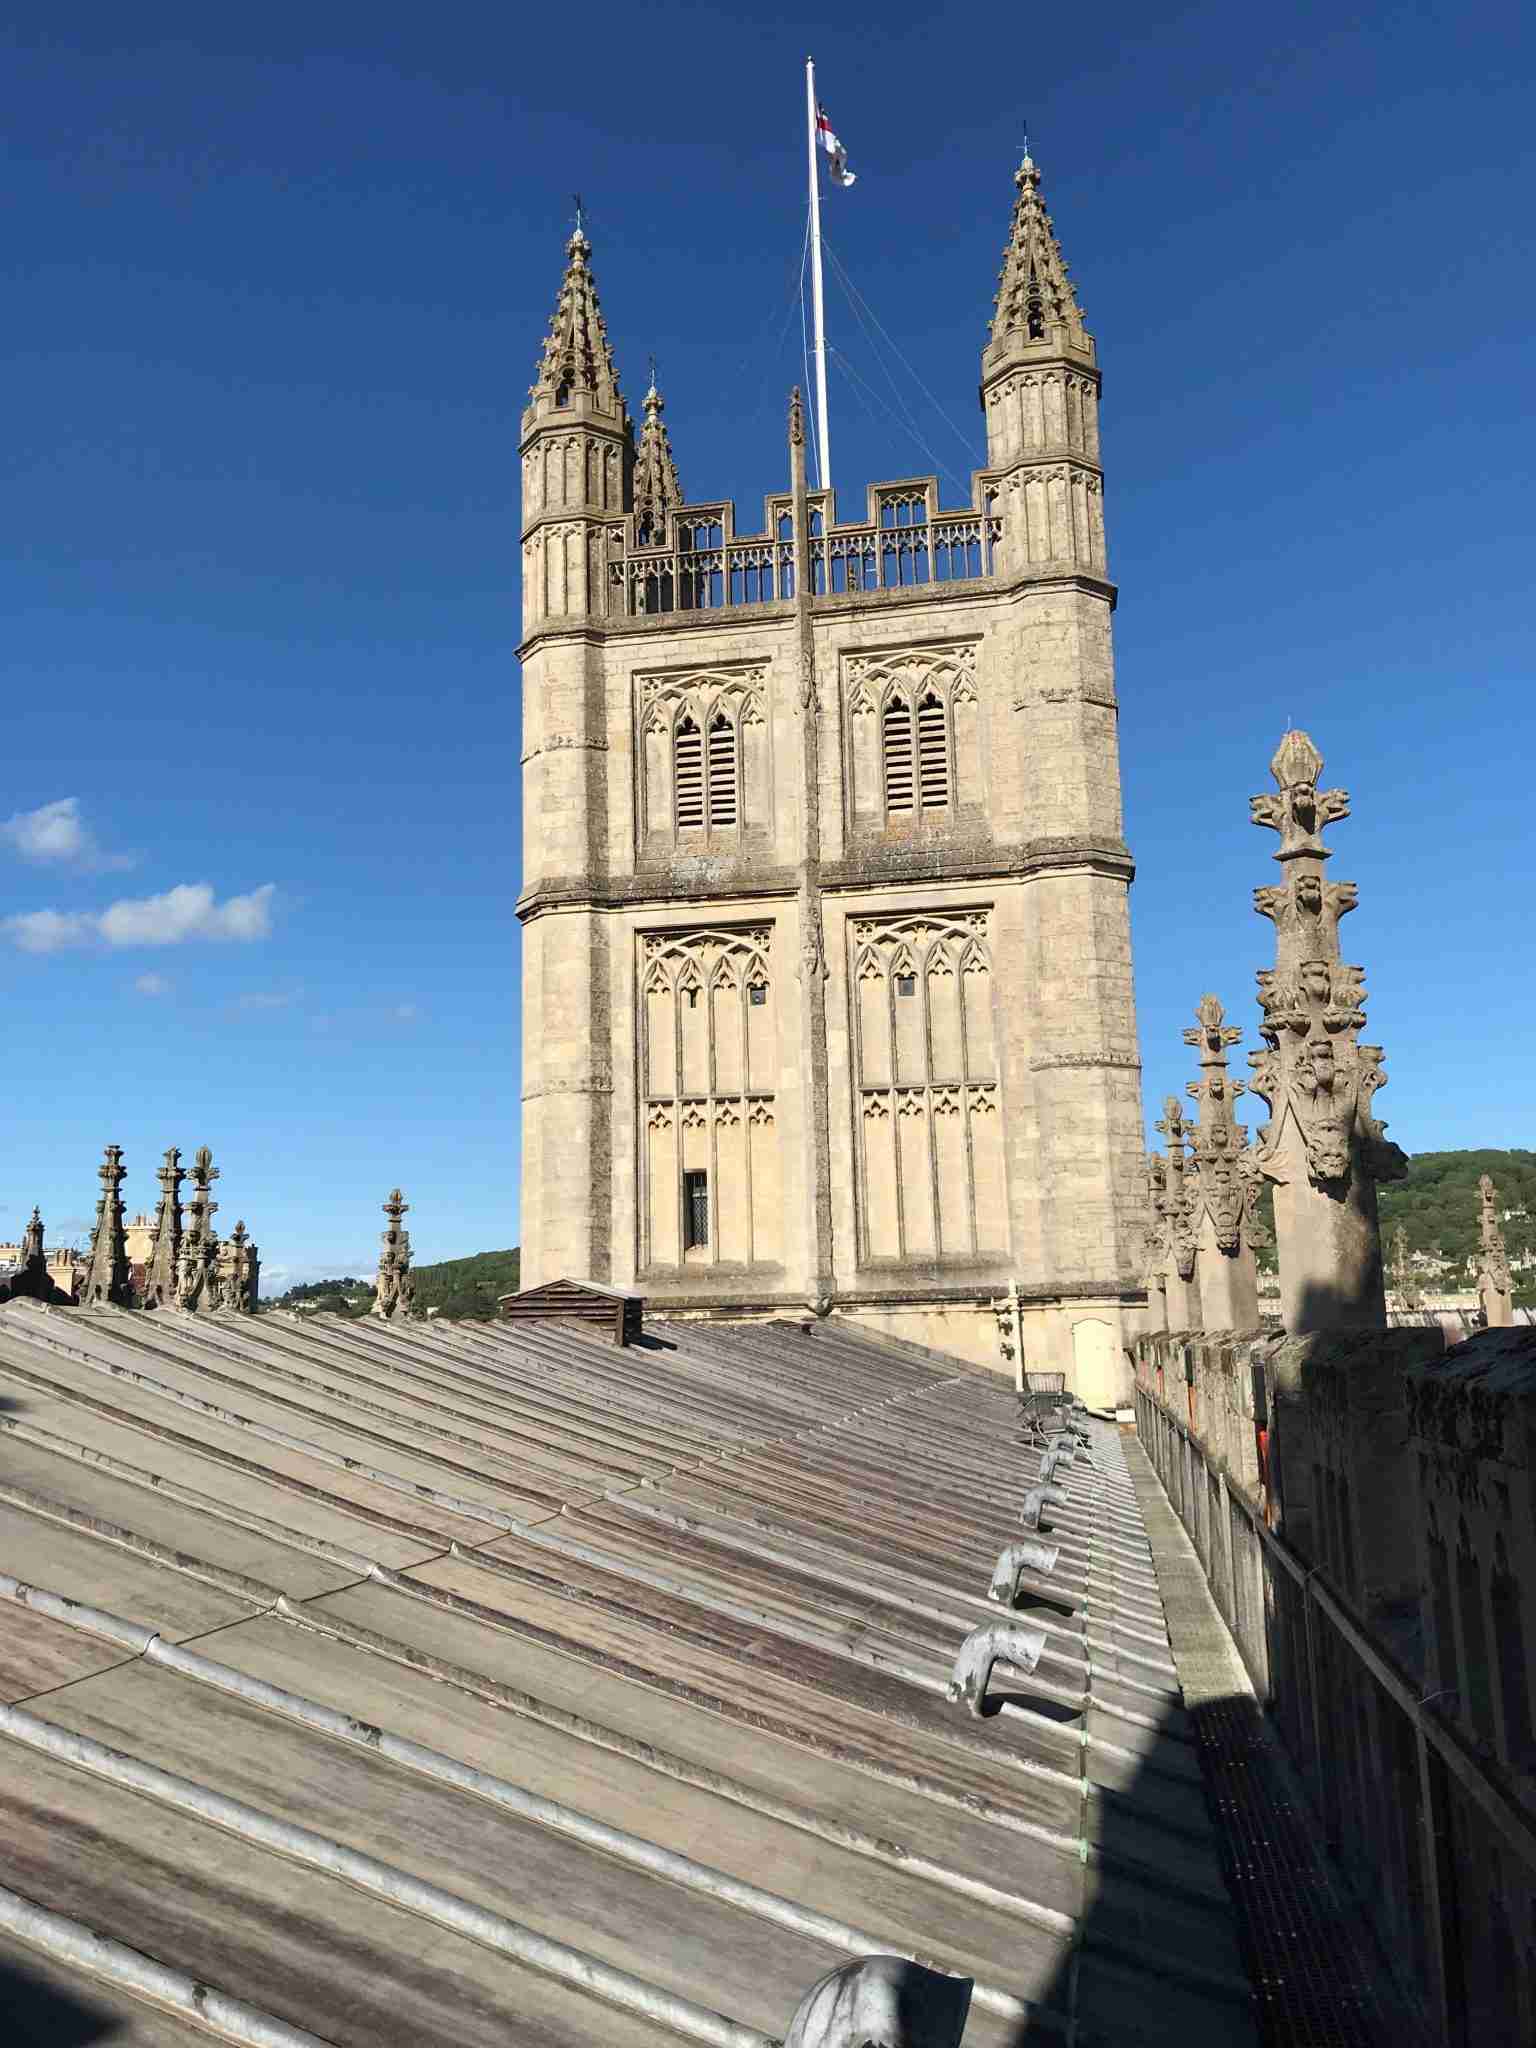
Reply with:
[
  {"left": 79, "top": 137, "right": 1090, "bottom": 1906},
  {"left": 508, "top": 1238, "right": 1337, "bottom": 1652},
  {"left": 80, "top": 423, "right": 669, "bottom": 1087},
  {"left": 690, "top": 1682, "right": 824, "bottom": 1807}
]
[{"left": 816, "top": 105, "right": 856, "bottom": 187}]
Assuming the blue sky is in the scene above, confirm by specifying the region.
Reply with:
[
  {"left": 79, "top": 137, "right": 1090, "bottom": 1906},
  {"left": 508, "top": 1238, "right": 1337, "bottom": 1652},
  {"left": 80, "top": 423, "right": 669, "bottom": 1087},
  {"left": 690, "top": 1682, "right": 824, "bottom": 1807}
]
[{"left": 4, "top": 3, "right": 1533, "bottom": 1289}]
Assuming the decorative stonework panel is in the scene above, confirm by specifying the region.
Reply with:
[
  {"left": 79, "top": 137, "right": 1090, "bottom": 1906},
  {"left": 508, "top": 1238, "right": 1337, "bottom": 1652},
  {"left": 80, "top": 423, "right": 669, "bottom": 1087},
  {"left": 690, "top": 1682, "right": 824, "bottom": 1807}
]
[
  {"left": 843, "top": 643, "right": 983, "bottom": 830},
  {"left": 635, "top": 666, "right": 770, "bottom": 852},
  {"left": 639, "top": 926, "right": 779, "bottom": 1270},
  {"left": 848, "top": 910, "right": 1005, "bottom": 1262}
]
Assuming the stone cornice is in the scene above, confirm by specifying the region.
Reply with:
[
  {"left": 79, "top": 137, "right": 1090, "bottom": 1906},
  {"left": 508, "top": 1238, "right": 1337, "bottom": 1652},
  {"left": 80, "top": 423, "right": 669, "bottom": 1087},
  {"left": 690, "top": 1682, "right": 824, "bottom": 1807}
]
[
  {"left": 514, "top": 568, "right": 1116, "bottom": 664},
  {"left": 517, "top": 835, "right": 1135, "bottom": 921},
  {"left": 638, "top": 1280, "right": 1147, "bottom": 1314}
]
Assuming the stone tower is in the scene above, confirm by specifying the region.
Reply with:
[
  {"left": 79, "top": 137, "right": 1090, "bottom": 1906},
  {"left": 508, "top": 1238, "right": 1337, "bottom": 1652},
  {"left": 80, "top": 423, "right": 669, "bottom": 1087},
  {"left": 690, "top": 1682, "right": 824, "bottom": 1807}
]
[{"left": 517, "top": 156, "right": 1146, "bottom": 1396}]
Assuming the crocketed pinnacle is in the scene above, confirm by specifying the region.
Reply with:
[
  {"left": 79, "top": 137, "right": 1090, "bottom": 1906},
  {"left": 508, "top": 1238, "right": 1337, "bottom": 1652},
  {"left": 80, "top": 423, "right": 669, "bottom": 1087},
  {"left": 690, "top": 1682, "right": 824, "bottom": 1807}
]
[
  {"left": 990, "top": 154, "right": 1088, "bottom": 350},
  {"left": 530, "top": 228, "right": 627, "bottom": 418},
  {"left": 632, "top": 377, "right": 683, "bottom": 540}
]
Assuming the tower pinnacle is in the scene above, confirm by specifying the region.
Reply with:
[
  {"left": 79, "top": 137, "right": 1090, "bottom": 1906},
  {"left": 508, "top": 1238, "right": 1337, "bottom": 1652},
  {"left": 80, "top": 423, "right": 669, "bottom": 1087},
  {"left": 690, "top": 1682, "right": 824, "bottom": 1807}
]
[
  {"left": 988, "top": 154, "right": 1090, "bottom": 358},
  {"left": 632, "top": 374, "right": 683, "bottom": 543},
  {"left": 528, "top": 228, "right": 628, "bottom": 426}
]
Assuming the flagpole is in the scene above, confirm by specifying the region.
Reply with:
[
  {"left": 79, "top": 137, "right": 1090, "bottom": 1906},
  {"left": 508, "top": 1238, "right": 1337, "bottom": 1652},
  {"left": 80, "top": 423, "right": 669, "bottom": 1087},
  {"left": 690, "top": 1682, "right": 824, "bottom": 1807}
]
[{"left": 804, "top": 56, "right": 832, "bottom": 496}]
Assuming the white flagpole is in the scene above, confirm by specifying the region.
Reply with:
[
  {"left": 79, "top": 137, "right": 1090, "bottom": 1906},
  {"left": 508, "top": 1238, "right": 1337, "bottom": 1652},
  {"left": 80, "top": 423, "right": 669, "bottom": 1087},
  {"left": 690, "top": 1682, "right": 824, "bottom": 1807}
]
[{"left": 804, "top": 56, "right": 832, "bottom": 495}]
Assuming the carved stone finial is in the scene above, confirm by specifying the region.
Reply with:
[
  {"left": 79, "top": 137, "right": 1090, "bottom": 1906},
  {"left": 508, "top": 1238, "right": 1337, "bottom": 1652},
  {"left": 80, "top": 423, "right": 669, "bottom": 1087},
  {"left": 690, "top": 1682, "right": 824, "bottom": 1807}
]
[
  {"left": 142, "top": 1145, "right": 185, "bottom": 1310},
  {"left": 528, "top": 225, "right": 628, "bottom": 425},
  {"left": 989, "top": 152, "right": 1088, "bottom": 350},
  {"left": 788, "top": 385, "right": 805, "bottom": 449},
  {"left": 1153, "top": 1099, "right": 1197, "bottom": 1285},
  {"left": 79, "top": 1145, "right": 133, "bottom": 1307},
  {"left": 21, "top": 1207, "right": 44, "bottom": 1264},
  {"left": 632, "top": 373, "right": 683, "bottom": 544},
  {"left": 1247, "top": 733, "right": 1405, "bottom": 1332},
  {"left": 374, "top": 1187, "right": 415, "bottom": 1319},
  {"left": 1476, "top": 1174, "right": 1515, "bottom": 1328},
  {"left": 176, "top": 1145, "right": 223, "bottom": 1314}
]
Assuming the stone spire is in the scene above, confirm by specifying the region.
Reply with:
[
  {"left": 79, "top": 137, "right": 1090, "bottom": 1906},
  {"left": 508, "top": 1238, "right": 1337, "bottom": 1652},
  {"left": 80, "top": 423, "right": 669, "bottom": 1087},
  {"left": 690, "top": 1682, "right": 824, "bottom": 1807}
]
[
  {"left": 373, "top": 1188, "right": 415, "bottom": 1319},
  {"left": 176, "top": 1145, "right": 221, "bottom": 1313},
  {"left": 21, "top": 1207, "right": 44, "bottom": 1266},
  {"left": 988, "top": 154, "right": 1090, "bottom": 357},
  {"left": 1476, "top": 1174, "right": 1515, "bottom": 1328},
  {"left": 632, "top": 373, "right": 683, "bottom": 544},
  {"left": 528, "top": 228, "right": 628, "bottom": 426},
  {"left": 79, "top": 1145, "right": 132, "bottom": 1306},
  {"left": 1182, "top": 995, "right": 1262, "bottom": 1330},
  {"left": 1247, "top": 731, "right": 1407, "bottom": 1331},
  {"left": 141, "top": 1146, "right": 185, "bottom": 1310},
  {"left": 1154, "top": 1098, "right": 1199, "bottom": 1329}
]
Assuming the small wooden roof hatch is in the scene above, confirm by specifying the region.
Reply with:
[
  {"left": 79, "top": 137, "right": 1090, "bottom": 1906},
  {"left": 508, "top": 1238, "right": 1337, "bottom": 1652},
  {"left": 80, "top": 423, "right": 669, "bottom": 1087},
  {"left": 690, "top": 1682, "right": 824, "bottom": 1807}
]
[{"left": 497, "top": 1277, "right": 645, "bottom": 1346}]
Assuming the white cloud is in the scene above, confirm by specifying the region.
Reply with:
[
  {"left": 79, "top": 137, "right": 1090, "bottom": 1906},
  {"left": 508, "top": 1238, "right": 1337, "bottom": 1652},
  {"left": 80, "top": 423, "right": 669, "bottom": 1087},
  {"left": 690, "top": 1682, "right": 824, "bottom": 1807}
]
[
  {"left": 133, "top": 972, "right": 173, "bottom": 997},
  {"left": 2, "top": 797, "right": 134, "bottom": 870},
  {"left": 4, "top": 881, "right": 276, "bottom": 954},
  {"left": 7, "top": 909, "right": 93, "bottom": 953}
]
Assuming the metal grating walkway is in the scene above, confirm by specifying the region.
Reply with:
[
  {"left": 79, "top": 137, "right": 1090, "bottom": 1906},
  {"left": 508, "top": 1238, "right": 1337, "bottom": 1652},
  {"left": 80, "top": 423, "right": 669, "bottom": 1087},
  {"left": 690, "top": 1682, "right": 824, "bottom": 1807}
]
[{"left": 1124, "top": 1432, "right": 1425, "bottom": 2048}]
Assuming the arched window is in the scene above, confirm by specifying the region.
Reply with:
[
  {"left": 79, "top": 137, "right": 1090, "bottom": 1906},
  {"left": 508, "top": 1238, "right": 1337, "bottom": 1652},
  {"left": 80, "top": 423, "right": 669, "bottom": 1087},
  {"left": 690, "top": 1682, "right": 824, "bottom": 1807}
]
[
  {"left": 882, "top": 692, "right": 950, "bottom": 820},
  {"left": 674, "top": 707, "right": 739, "bottom": 833}
]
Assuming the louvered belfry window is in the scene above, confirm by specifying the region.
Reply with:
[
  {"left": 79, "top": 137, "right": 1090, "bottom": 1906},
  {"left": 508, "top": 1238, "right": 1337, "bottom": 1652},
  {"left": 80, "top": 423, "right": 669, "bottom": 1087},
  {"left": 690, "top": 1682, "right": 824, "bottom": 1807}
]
[
  {"left": 882, "top": 692, "right": 951, "bottom": 821},
  {"left": 674, "top": 716, "right": 705, "bottom": 829},
  {"left": 707, "top": 713, "right": 737, "bottom": 826},
  {"left": 674, "top": 708, "right": 739, "bottom": 833},
  {"left": 917, "top": 693, "right": 949, "bottom": 810},
  {"left": 883, "top": 699, "right": 915, "bottom": 814}
]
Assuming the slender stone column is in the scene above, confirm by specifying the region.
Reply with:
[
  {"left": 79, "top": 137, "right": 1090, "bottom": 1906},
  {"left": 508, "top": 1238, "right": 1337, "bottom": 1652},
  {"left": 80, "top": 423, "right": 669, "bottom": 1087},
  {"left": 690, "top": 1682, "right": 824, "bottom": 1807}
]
[
  {"left": 1476, "top": 1174, "right": 1515, "bottom": 1328},
  {"left": 1183, "top": 995, "right": 1261, "bottom": 1331},
  {"left": 788, "top": 387, "right": 834, "bottom": 1314},
  {"left": 1247, "top": 732, "right": 1406, "bottom": 1331}
]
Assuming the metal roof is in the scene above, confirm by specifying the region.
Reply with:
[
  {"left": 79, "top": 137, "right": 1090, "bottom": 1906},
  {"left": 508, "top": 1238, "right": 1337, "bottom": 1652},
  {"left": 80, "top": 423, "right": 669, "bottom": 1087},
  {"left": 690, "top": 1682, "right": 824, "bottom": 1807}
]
[{"left": 0, "top": 1299, "right": 1256, "bottom": 2046}]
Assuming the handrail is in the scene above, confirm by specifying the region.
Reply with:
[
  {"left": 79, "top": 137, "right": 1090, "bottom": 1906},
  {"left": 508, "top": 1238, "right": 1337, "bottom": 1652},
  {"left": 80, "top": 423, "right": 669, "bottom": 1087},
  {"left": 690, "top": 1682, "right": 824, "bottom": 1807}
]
[{"left": 1134, "top": 1378, "right": 1536, "bottom": 1877}]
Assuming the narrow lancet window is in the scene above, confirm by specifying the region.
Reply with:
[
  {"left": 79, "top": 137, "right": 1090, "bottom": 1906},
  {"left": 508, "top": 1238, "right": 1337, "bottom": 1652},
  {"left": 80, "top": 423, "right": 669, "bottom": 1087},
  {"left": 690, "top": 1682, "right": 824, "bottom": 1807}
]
[{"left": 675, "top": 716, "right": 704, "bottom": 829}]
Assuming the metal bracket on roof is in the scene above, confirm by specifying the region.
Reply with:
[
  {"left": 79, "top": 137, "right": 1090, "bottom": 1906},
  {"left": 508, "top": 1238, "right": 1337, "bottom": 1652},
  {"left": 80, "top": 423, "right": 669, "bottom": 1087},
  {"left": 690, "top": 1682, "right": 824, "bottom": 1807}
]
[
  {"left": 1038, "top": 1448, "right": 1071, "bottom": 1483},
  {"left": 945, "top": 1621, "right": 1048, "bottom": 1718},
  {"left": 784, "top": 1954, "right": 973, "bottom": 2047},
  {"left": 987, "top": 1538, "right": 1060, "bottom": 1606},
  {"left": 1020, "top": 1483, "right": 1066, "bottom": 1531}
]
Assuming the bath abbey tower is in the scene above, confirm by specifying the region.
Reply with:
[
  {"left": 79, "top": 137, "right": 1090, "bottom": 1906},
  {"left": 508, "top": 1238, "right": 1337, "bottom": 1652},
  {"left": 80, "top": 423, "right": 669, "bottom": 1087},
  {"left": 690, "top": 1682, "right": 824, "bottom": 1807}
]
[{"left": 517, "top": 156, "right": 1146, "bottom": 1395}]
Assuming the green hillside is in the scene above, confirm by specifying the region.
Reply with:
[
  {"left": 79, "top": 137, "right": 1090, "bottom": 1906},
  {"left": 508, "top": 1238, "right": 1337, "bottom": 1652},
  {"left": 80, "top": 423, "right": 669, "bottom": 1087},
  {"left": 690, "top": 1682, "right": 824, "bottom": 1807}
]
[
  {"left": 1377, "top": 1150, "right": 1536, "bottom": 1269},
  {"left": 270, "top": 1247, "right": 519, "bottom": 1320}
]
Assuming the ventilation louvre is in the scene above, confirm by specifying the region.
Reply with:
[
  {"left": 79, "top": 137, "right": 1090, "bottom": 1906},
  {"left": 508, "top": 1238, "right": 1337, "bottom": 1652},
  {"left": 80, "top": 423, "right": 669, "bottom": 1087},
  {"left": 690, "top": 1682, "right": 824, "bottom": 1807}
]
[
  {"left": 917, "top": 694, "right": 949, "bottom": 810},
  {"left": 708, "top": 714, "right": 737, "bottom": 826},
  {"left": 675, "top": 717, "right": 704, "bottom": 829},
  {"left": 883, "top": 699, "right": 914, "bottom": 814}
]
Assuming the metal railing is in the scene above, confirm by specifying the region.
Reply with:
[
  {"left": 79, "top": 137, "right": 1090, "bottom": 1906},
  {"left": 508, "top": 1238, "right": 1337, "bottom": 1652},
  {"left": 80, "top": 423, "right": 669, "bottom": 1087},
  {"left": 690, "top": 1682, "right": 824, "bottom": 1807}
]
[{"left": 1135, "top": 1378, "right": 1536, "bottom": 2048}]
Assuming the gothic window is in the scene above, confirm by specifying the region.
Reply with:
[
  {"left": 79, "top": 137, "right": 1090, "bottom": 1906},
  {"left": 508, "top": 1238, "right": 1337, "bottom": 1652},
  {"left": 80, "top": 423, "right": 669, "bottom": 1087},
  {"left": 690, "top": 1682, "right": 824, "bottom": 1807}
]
[
  {"left": 639, "top": 927, "right": 779, "bottom": 1271},
  {"left": 849, "top": 911, "right": 1005, "bottom": 1264},
  {"left": 683, "top": 1170, "right": 709, "bottom": 1250},
  {"left": 849, "top": 646, "right": 981, "bottom": 831},
  {"left": 638, "top": 667, "right": 769, "bottom": 850}
]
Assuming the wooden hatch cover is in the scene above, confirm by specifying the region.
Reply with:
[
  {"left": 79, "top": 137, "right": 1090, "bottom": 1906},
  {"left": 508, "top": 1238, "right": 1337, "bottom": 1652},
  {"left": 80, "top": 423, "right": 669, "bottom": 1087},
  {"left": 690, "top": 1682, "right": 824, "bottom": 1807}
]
[{"left": 497, "top": 1277, "right": 646, "bottom": 1346}]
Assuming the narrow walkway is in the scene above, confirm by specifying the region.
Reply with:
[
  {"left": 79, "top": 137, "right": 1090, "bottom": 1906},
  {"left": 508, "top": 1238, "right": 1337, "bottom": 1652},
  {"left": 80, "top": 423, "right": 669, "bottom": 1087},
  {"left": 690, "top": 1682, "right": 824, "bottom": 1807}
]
[{"left": 1123, "top": 1431, "right": 1424, "bottom": 2048}]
